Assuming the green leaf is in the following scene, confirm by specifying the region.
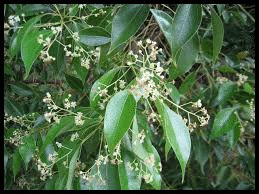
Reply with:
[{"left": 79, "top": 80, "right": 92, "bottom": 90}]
[
  {"left": 151, "top": 4, "right": 202, "bottom": 60},
  {"left": 66, "top": 147, "right": 80, "bottom": 190},
  {"left": 15, "top": 15, "right": 43, "bottom": 60},
  {"left": 80, "top": 26, "right": 111, "bottom": 46},
  {"left": 211, "top": 108, "right": 237, "bottom": 139},
  {"left": 40, "top": 116, "right": 75, "bottom": 162},
  {"left": 4, "top": 97, "right": 24, "bottom": 116},
  {"left": 90, "top": 68, "right": 120, "bottom": 109},
  {"left": 155, "top": 98, "right": 191, "bottom": 183},
  {"left": 211, "top": 6, "right": 224, "bottom": 63},
  {"left": 169, "top": 33, "right": 200, "bottom": 80},
  {"left": 87, "top": 162, "right": 121, "bottom": 190},
  {"left": 178, "top": 71, "right": 197, "bottom": 95},
  {"left": 104, "top": 90, "right": 136, "bottom": 152},
  {"left": 108, "top": 4, "right": 150, "bottom": 54},
  {"left": 118, "top": 149, "right": 141, "bottom": 190},
  {"left": 212, "top": 81, "right": 237, "bottom": 106},
  {"left": 10, "top": 82, "right": 34, "bottom": 96},
  {"left": 132, "top": 116, "right": 162, "bottom": 189},
  {"left": 12, "top": 148, "right": 23, "bottom": 179},
  {"left": 18, "top": 4, "right": 53, "bottom": 16},
  {"left": 167, "top": 83, "right": 180, "bottom": 105},
  {"left": 193, "top": 137, "right": 209, "bottom": 175},
  {"left": 21, "top": 30, "right": 53, "bottom": 79},
  {"left": 72, "top": 57, "right": 88, "bottom": 83},
  {"left": 227, "top": 119, "right": 241, "bottom": 148},
  {"left": 19, "top": 134, "right": 36, "bottom": 170},
  {"left": 65, "top": 73, "right": 83, "bottom": 92}
]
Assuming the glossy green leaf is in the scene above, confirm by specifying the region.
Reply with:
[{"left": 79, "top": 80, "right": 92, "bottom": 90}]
[
  {"left": 211, "top": 108, "right": 237, "bottom": 139},
  {"left": 21, "top": 30, "right": 53, "bottom": 79},
  {"left": 227, "top": 120, "right": 241, "bottom": 148},
  {"left": 87, "top": 162, "right": 121, "bottom": 190},
  {"left": 104, "top": 89, "right": 136, "bottom": 152},
  {"left": 80, "top": 26, "right": 111, "bottom": 46},
  {"left": 90, "top": 68, "right": 120, "bottom": 109},
  {"left": 118, "top": 149, "right": 141, "bottom": 190},
  {"left": 151, "top": 4, "right": 202, "bottom": 60},
  {"left": 19, "top": 134, "right": 36, "bottom": 170},
  {"left": 155, "top": 98, "right": 191, "bottom": 183},
  {"left": 169, "top": 33, "right": 200, "bottom": 80},
  {"left": 211, "top": 6, "right": 224, "bottom": 63},
  {"left": 132, "top": 116, "right": 162, "bottom": 189},
  {"left": 212, "top": 81, "right": 237, "bottom": 106},
  {"left": 108, "top": 4, "right": 150, "bottom": 54},
  {"left": 14, "top": 15, "right": 43, "bottom": 60}
]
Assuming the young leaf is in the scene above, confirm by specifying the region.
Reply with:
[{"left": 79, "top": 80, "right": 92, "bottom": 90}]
[
  {"left": 108, "top": 4, "right": 150, "bottom": 54},
  {"left": 90, "top": 68, "right": 120, "bottom": 109},
  {"left": 151, "top": 4, "right": 202, "bottom": 60},
  {"left": 155, "top": 98, "right": 191, "bottom": 182},
  {"left": 211, "top": 6, "right": 224, "bottom": 63},
  {"left": 104, "top": 90, "right": 136, "bottom": 152}
]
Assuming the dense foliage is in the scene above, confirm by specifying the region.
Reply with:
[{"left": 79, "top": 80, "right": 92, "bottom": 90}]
[{"left": 4, "top": 4, "right": 255, "bottom": 190}]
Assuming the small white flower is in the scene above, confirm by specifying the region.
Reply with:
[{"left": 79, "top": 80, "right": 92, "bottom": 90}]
[
  {"left": 56, "top": 142, "right": 62, "bottom": 148},
  {"left": 119, "top": 80, "right": 126, "bottom": 89}
]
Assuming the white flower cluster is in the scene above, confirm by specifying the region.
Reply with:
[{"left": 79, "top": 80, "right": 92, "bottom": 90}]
[
  {"left": 75, "top": 112, "right": 85, "bottom": 126},
  {"left": 126, "top": 153, "right": 162, "bottom": 184},
  {"left": 110, "top": 143, "right": 123, "bottom": 165},
  {"left": 70, "top": 132, "right": 80, "bottom": 142},
  {"left": 236, "top": 73, "right": 248, "bottom": 86},
  {"left": 36, "top": 159, "right": 53, "bottom": 181},
  {"left": 42, "top": 92, "right": 85, "bottom": 126},
  {"left": 38, "top": 35, "right": 56, "bottom": 64},
  {"left": 246, "top": 98, "right": 255, "bottom": 122},
  {"left": 4, "top": 15, "right": 21, "bottom": 36},
  {"left": 8, "top": 15, "right": 20, "bottom": 26},
  {"left": 216, "top": 76, "right": 229, "bottom": 85},
  {"left": 8, "top": 129, "right": 29, "bottom": 146},
  {"left": 4, "top": 112, "right": 35, "bottom": 129},
  {"left": 127, "top": 39, "right": 173, "bottom": 102},
  {"left": 181, "top": 99, "right": 210, "bottom": 132}
]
